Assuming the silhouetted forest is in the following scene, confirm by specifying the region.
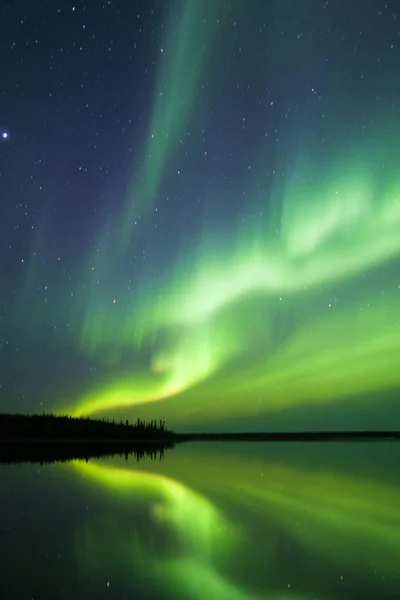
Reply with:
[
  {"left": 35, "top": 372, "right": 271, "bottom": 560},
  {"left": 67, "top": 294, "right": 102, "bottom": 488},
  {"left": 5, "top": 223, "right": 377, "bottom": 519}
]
[
  {"left": 1, "top": 414, "right": 397, "bottom": 452},
  {"left": 0, "top": 413, "right": 172, "bottom": 441},
  {"left": 0, "top": 440, "right": 173, "bottom": 465}
]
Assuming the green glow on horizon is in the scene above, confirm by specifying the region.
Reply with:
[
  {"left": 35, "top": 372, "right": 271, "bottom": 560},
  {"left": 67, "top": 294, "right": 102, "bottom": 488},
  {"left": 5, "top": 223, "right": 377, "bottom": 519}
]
[
  {"left": 69, "top": 148, "right": 400, "bottom": 422},
  {"left": 71, "top": 292, "right": 400, "bottom": 420},
  {"left": 71, "top": 315, "right": 241, "bottom": 416}
]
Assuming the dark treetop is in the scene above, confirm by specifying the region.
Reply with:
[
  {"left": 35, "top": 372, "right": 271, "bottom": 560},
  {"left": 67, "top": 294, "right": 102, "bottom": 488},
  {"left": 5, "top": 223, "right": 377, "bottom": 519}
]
[{"left": 0, "top": 413, "right": 171, "bottom": 441}]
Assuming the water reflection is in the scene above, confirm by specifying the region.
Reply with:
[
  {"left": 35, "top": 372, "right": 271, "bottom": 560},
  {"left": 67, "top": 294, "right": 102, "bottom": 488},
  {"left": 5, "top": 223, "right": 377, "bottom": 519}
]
[
  {"left": 74, "top": 460, "right": 243, "bottom": 599},
  {"left": 0, "top": 441, "right": 173, "bottom": 465},
  {"left": 1, "top": 442, "right": 399, "bottom": 599}
]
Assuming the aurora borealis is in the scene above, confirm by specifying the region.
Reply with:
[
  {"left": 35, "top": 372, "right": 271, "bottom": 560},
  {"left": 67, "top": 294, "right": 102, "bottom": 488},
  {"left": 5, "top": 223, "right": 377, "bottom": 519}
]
[{"left": 1, "top": 0, "right": 399, "bottom": 429}]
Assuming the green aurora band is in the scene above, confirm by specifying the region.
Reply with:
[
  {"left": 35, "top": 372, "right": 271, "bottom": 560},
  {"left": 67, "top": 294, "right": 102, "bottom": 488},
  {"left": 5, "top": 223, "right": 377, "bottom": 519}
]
[
  {"left": 118, "top": 0, "right": 239, "bottom": 247},
  {"left": 62, "top": 1, "right": 400, "bottom": 424},
  {"left": 69, "top": 146, "right": 400, "bottom": 422}
]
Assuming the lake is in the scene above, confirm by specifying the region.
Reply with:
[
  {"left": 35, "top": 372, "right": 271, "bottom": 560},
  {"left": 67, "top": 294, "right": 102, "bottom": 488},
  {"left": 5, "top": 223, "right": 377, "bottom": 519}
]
[{"left": 0, "top": 441, "right": 399, "bottom": 599}]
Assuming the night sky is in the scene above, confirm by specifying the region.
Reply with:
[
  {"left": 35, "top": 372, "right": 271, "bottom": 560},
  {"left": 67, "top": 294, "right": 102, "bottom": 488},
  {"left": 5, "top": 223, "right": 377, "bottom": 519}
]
[{"left": 1, "top": 0, "right": 399, "bottom": 431}]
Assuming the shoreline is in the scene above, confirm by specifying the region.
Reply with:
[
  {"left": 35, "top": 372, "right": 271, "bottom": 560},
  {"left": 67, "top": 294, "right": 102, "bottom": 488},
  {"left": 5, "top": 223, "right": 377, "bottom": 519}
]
[{"left": 1, "top": 431, "right": 399, "bottom": 444}]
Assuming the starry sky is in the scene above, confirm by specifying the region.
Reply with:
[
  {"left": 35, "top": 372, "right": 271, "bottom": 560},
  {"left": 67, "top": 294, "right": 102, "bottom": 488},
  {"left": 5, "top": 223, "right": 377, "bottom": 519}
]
[{"left": 1, "top": 0, "right": 399, "bottom": 431}]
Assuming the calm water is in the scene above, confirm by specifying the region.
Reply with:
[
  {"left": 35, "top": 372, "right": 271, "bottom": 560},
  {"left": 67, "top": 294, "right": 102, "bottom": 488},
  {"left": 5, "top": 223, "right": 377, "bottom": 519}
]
[{"left": 0, "top": 442, "right": 399, "bottom": 600}]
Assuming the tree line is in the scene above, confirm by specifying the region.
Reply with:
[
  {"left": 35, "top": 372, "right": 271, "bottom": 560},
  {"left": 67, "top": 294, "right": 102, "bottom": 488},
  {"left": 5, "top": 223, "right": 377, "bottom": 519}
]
[{"left": 0, "top": 413, "right": 171, "bottom": 441}]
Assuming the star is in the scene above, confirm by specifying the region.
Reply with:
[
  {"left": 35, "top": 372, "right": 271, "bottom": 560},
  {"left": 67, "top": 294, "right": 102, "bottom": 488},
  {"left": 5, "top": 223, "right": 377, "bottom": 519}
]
[{"left": 2, "top": 132, "right": 8, "bottom": 139}]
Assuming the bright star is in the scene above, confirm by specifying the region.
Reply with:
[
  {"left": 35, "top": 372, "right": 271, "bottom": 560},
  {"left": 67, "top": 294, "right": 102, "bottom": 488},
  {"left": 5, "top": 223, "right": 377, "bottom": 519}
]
[{"left": 2, "top": 132, "right": 8, "bottom": 139}]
